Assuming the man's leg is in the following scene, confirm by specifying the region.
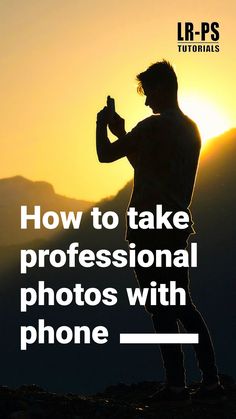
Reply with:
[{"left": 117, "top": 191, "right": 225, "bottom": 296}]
[
  {"left": 176, "top": 271, "right": 219, "bottom": 386},
  {"left": 151, "top": 305, "right": 186, "bottom": 387},
  {"left": 134, "top": 264, "right": 186, "bottom": 387}
]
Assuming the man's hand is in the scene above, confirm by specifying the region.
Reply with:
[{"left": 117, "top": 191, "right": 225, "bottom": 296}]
[
  {"left": 97, "top": 106, "right": 109, "bottom": 125},
  {"left": 108, "top": 112, "right": 126, "bottom": 137}
]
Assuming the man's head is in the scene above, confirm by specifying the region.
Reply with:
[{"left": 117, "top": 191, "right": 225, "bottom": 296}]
[{"left": 136, "top": 60, "right": 178, "bottom": 113}]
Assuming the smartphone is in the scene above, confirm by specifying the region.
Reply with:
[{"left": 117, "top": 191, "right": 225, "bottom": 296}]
[{"left": 107, "top": 95, "right": 116, "bottom": 119}]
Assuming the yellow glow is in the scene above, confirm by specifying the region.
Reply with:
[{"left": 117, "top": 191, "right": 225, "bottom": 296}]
[
  {"left": 0, "top": 1, "right": 235, "bottom": 201},
  {"left": 180, "top": 95, "right": 231, "bottom": 145}
]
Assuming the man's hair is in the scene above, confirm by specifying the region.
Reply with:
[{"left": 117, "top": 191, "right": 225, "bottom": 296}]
[{"left": 136, "top": 60, "right": 178, "bottom": 96}]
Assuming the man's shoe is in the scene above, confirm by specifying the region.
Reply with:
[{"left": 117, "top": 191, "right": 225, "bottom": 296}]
[
  {"left": 145, "top": 386, "right": 191, "bottom": 407},
  {"left": 192, "top": 384, "right": 227, "bottom": 405}
]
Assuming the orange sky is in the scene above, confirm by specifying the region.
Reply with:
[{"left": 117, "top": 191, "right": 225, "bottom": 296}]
[{"left": 0, "top": 0, "right": 235, "bottom": 201}]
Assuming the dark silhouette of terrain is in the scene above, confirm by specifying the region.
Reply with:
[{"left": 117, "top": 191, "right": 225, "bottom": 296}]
[
  {"left": 0, "top": 375, "right": 235, "bottom": 418},
  {"left": 0, "top": 129, "right": 235, "bottom": 395},
  {"left": 0, "top": 176, "right": 93, "bottom": 246}
]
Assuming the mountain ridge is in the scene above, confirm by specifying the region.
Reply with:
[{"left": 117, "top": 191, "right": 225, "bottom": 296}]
[{"left": 0, "top": 175, "right": 94, "bottom": 246}]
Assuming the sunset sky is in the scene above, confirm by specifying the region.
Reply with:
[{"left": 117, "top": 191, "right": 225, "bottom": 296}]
[{"left": 0, "top": 0, "right": 235, "bottom": 201}]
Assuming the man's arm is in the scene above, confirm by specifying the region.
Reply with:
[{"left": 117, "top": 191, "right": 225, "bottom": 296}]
[
  {"left": 96, "top": 108, "right": 112, "bottom": 162},
  {"left": 96, "top": 107, "right": 137, "bottom": 163},
  {"left": 106, "top": 107, "right": 136, "bottom": 167}
]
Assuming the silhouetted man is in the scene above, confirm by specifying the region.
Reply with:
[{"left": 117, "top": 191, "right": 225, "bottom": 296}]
[{"left": 96, "top": 60, "right": 224, "bottom": 404}]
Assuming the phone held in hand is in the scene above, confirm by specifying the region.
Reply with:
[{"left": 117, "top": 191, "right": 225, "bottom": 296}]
[{"left": 107, "top": 95, "right": 116, "bottom": 119}]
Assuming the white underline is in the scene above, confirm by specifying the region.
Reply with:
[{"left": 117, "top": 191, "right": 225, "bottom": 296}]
[{"left": 120, "top": 333, "right": 199, "bottom": 344}]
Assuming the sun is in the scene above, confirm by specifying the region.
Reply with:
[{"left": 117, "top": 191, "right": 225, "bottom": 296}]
[{"left": 179, "top": 94, "right": 230, "bottom": 145}]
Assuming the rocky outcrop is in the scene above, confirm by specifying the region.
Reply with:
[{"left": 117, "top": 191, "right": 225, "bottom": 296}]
[{"left": 0, "top": 375, "right": 235, "bottom": 419}]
